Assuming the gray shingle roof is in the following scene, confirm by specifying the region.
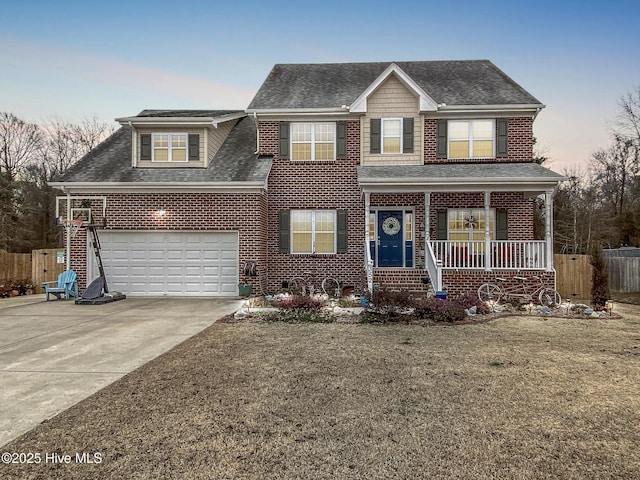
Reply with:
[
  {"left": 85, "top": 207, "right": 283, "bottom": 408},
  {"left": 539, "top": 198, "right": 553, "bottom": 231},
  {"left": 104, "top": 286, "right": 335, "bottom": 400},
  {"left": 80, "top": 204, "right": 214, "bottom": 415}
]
[
  {"left": 358, "top": 162, "right": 565, "bottom": 188},
  {"left": 55, "top": 116, "right": 271, "bottom": 184},
  {"left": 248, "top": 60, "right": 542, "bottom": 110},
  {"left": 136, "top": 109, "right": 242, "bottom": 118}
]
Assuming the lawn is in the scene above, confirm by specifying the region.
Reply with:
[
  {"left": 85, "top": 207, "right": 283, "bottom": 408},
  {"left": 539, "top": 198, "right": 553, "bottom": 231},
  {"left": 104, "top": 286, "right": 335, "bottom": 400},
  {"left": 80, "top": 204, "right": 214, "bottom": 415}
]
[{"left": 2, "top": 310, "right": 640, "bottom": 479}]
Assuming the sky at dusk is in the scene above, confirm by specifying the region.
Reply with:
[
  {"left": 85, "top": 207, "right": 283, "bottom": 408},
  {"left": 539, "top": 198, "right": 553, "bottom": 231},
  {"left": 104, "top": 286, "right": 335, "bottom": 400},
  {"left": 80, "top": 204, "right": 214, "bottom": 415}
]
[{"left": 1, "top": 0, "right": 639, "bottom": 173}]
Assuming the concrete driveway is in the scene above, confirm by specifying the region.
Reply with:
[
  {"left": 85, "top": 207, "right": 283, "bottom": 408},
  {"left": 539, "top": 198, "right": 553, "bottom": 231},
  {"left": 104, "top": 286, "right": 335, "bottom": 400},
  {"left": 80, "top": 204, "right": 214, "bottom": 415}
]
[{"left": 0, "top": 295, "right": 243, "bottom": 447}]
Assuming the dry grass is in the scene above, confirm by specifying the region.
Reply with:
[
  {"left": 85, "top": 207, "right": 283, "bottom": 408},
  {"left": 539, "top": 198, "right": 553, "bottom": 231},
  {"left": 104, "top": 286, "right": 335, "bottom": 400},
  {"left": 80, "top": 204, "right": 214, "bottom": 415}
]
[{"left": 3, "top": 309, "right": 640, "bottom": 479}]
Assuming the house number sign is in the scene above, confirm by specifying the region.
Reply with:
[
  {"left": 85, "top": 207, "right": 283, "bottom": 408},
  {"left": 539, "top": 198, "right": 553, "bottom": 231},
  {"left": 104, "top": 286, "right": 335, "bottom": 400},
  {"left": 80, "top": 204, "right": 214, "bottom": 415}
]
[{"left": 382, "top": 217, "right": 401, "bottom": 236}]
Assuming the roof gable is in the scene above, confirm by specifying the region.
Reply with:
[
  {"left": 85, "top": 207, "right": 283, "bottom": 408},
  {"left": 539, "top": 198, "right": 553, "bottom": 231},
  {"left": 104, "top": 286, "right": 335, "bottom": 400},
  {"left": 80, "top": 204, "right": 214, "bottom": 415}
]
[{"left": 350, "top": 63, "right": 438, "bottom": 113}]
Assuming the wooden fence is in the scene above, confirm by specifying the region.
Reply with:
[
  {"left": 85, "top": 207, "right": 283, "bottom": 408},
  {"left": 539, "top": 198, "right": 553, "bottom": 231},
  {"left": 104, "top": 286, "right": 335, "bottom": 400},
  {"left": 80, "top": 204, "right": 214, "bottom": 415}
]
[
  {"left": 605, "top": 257, "right": 640, "bottom": 293},
  {"left": 0, "top": 249, "right": 66, "bottom": 294},
  {"left": 0, "top": 251, "right": 31, "bottom": 280},
  {"left": 553, "top": 254, "right": 593, "bottom": 300}
]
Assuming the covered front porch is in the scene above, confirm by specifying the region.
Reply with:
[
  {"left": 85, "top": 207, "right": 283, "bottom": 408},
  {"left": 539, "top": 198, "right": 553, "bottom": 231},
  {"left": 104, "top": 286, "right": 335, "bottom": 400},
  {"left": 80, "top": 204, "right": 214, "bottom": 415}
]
[{"left": 358, "top": 163, "right": 565, "bottom": 293}]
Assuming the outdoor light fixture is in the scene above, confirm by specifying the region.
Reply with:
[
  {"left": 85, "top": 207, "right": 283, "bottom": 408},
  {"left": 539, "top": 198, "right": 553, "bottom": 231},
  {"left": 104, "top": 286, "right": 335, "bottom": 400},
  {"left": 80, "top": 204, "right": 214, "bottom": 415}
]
[
  {"left": 156, "top": 209, "right": 166, "bottom": 216},
  {"left": 605, "top": 300, "right": 614, "bottom": 316}
]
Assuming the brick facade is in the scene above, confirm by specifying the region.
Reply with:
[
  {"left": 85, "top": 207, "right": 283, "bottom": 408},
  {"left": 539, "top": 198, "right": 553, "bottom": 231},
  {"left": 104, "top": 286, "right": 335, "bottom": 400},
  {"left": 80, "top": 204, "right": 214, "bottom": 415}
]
[
  {"left": 68, "top": 192, "right": 267, "bottom": 291},
  {"left": 67, "top": 112, "right": 551, "bottom": 298},
  {"left": 257, "top": 116, "right": 551, "bottom": 297},
  {"left": 260, "top": 120, "right": 366, "bottom": 294}
]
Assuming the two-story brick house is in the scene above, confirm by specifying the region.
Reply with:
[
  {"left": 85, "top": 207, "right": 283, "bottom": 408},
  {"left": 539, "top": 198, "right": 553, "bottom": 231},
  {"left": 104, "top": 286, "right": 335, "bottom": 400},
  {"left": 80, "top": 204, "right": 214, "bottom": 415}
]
[{"left": 52, "top": 60, "right": 564, "bottom": 297}]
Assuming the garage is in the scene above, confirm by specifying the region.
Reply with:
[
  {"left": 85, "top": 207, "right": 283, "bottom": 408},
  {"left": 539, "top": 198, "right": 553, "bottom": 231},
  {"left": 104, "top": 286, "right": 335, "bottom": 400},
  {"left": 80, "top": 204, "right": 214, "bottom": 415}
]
[{"left": 88, "top": 231, "right": 239, "bottom": 296}]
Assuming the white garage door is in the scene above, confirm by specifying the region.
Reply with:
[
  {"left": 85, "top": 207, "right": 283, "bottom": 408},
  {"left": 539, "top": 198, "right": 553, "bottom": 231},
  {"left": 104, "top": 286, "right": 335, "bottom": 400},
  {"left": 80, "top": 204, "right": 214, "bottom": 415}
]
[{"left": 90, "top": 231, "right": 239, "bottom": 296}]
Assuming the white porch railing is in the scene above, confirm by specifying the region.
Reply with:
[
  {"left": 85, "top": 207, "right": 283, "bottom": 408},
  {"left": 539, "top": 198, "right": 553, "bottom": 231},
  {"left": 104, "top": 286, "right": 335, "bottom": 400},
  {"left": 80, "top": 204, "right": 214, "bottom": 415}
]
[
  {"left": 424, "top": 240, "right": 443, "bottom": 291},
  {"left": 431, "top": 240, "right": 547, "bottom": 270}
]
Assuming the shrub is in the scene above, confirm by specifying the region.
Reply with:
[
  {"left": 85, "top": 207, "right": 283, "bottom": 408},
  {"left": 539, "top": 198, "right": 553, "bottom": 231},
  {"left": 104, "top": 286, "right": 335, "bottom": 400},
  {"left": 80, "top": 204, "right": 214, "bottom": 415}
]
[
  {"left": 590, "top": 244, "right": 610, "bottom": 310},
  {"left": 454, "top": 293, "right": 491, "bottom": 315},
  {"left": 276, "top": 294, "right": 325, "bottom": 311},
  {"left": 0, "top": 278, "right": 33, "bottom": 297},
  {"left": 414, "top": 297, "right": 466, "bottom": 323},
  {"left": 364, "top": 288, "right": 416, "bottom": 317}
]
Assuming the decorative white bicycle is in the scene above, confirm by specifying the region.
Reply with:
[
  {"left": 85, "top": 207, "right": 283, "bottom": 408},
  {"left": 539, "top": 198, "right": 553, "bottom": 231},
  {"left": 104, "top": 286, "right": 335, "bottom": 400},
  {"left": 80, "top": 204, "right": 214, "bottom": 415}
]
[
  {"left": 288, "top": 272, "right": 341, "bottom": 298},
  {"left": 477, "top": 275, "right": 561, "bottom": 306}
]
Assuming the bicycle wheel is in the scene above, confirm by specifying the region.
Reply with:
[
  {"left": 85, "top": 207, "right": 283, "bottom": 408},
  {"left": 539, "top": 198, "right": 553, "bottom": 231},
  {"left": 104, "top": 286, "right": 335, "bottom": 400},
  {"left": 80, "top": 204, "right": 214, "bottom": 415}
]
[
  {"left": 477, "top": 283, "right": 502, "bottom": 303},
  {"left": 538, "top": 288, "right": 562, "bottom": 307},
  {"left": 289, "top": 277, "right": 306, "bottom": 296},
  {"left": 321, "top": 277, "right": 341, "bottom": 298}
]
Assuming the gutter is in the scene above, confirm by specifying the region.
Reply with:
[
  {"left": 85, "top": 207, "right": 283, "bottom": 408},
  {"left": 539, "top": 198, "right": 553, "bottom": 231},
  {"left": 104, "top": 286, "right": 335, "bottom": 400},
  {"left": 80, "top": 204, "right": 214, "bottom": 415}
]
[
  {"left": 437, "top": 103, "right": 546, "bottom": 113},
  {"left": 48, "top": 181, "right": 268, "bottom": 194},
  {"left": 245, "top": 107, "right": 351, "bottom": 115},
  {"left": 116, "top": 112, "right": 247, "bottom": 128}
]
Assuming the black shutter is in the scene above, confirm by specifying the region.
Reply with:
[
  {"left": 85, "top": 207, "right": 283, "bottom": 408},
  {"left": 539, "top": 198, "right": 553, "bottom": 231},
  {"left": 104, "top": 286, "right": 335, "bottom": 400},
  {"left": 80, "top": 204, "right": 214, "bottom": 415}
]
[
  {"left": 279, "top": 210, "right": 290, "bottom": 253},
  {"left": 140, "top": 134, "right": 151, "bottom": 161},
  {"left": 188, "top": 134, "right": 200, "bottom": 161},
  {"left": 497, "top": 119, "right": 508, "bottom": 157},
  {"left": 436, "top": 210, "right": 448, "bottom": 240},
  {"left": 403, "top": 118, "right": 414, "bottom": 153},
  {"left": 336, "top": 121, "right": 347, "bottom": 159},
  {"left": 436, "top": 120, "right": 447, "bottom": 158},
  {"left": 337, "top": 210, "right": 348, "bottom": 253},
  {"left": 279, "top": 122, "right": 290, "bottom": 159},
  {"left": 370, "top": 118, "right": 381, "bottom": 154},
  {"left": 496, "top": 209, "right": 508, "bottom": 240}
]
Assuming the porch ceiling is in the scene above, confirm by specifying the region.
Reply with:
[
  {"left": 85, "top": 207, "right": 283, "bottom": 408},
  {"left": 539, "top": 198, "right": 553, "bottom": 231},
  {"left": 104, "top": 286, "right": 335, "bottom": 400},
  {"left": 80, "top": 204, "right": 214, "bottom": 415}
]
[{"left": 357, "top": 162, "right": 566, "bottom": 194}]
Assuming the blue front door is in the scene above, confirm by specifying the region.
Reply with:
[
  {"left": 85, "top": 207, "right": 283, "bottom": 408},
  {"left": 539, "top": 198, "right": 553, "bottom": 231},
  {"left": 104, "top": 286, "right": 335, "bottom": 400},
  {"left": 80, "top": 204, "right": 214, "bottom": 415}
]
[{"left": 377, "top": 210, "right": 404, "bottom": 267}]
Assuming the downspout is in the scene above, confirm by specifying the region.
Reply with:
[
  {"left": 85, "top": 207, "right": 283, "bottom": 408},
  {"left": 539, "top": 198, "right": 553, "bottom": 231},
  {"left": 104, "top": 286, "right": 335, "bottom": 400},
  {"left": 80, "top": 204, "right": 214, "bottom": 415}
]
[
  {"left": 253, "top": 112, "right": 260, "bottom": 155},
  {"left": 64, "top": 188, "right": 71, "bottom": 271},
  {"left": 128, "top": 121, "right": 137, "bottom": 168}
]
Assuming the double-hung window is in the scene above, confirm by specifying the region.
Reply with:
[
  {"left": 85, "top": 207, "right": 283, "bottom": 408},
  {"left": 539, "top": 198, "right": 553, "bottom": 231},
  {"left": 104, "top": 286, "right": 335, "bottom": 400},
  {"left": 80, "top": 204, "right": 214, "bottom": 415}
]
[
  {"left": 291, "top": 123, "right": 336, "bottom": 161},
  {"left": 381, "top": 118, "right": 402, "bottom": 153},
  {"left": 370, "top": 117, "right": 414, "bottom": 154},
  {"left": 448, "top": 120, "right": 494, "bottom": 159},
  {"left": 152, "top": 133, "right": 188, "bottom": 162},
  {"left": 448, "top": 209, "right": 495, "bottom": 243},
  {"left": 291, "top": 210, "right": 336, "bottom": 254}
]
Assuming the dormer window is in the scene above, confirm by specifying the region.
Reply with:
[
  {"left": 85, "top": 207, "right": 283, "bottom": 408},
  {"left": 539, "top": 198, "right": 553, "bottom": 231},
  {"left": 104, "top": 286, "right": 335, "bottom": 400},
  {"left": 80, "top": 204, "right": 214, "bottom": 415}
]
[
  {"left": 139, "top": 132, "right": 200, "bottom": 163},
  {"left": 153, "top": 133, "right": 187, "bottom": 162}
]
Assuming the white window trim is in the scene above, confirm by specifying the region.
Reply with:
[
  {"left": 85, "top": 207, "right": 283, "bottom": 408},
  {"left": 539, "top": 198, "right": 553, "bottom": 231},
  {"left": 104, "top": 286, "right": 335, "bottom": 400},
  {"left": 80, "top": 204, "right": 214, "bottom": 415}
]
[
  {"left": 151, "top": 132, "right": 189, "bottom": 163},
  {"left": 448, "top": 119, "right": 495, "bottom": 159},
  {"left": 290, "top": 209, "right": 337, "bottom": 254},
  {"left": 381, "top": 118, "right": 403, "bottom": 154},
  {"left": 290, "top": 122, "right": 336, "bottom": 162}
]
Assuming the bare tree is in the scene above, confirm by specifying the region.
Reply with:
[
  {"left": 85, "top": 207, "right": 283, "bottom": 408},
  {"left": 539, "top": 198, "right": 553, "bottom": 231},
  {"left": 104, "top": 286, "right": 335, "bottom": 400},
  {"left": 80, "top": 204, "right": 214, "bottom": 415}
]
[
  {"left": 0, "top": 112, "right": 43, "bottom": 181},
  {"left": 617, "top": 85, "right": 640, "bottom": 146},
  {"left": 591, "top": 134, "right": 639, "bottom": 217},
  {"left": 40, "top": 116, "right": 115, "bottom": 180},
  {"left": 553, "top": 167, "right": 604, "bottom": 253},
  {"left": 0, "top": 113, "right": 44, "bottom": 251}
]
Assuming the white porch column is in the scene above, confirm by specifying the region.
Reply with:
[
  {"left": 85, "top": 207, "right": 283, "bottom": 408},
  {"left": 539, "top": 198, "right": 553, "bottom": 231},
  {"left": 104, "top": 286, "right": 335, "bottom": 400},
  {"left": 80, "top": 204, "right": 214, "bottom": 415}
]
[
  {"left": 424, "top": 192, "right": 430, "bottom": 267},
  {"left": 545, "top": 189, "right": 553, "bottom": 270},
  {"left": 364, "top": 192, "right": 371, "bottom": 243},
  {"left": 484, "top": 191, "right": 491, "bottom": 271},
  {"left": 424, "top": 192, "right": 430, "bottom": 240},
  {"left": 364, "top": 192, "right": 374, "bottom": 291}
]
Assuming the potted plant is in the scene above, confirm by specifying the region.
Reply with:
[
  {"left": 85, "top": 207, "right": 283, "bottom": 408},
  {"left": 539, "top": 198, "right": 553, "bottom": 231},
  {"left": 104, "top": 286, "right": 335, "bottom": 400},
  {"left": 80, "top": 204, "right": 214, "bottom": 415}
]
[{"left": 238, "top": 283, "right": 253, "bottom": 296}]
